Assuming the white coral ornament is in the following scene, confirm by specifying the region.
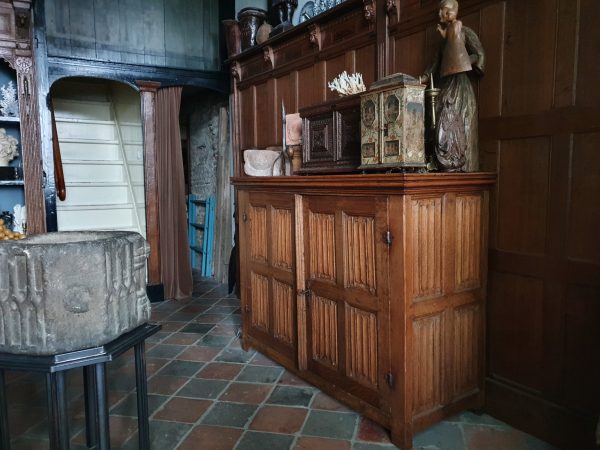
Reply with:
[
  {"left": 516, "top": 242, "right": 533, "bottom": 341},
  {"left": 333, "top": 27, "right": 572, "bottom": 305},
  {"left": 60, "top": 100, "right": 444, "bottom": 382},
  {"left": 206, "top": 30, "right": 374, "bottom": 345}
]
[
  {"left": 328, "top": 71, "right": 366, "bottom": 96},
  {"left": 0, "top": 81, "right": 19, "bottom": 117},
  {"left": 0, "top": 128, "right": 18, "bottom": 166}
]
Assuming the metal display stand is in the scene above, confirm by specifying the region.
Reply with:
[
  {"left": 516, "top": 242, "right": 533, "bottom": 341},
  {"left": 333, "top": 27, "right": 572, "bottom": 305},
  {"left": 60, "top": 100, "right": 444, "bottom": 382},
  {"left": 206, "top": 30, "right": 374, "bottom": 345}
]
[{"left": 0, "top": 322, "right": 161, "bottom": 450}]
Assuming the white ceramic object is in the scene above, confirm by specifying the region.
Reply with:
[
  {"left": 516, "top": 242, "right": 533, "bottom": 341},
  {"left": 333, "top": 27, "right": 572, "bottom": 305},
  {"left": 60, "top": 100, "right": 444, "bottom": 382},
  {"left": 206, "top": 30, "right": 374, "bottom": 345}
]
[{"left": 244, "top": 149, "right": 281, "bottom": 176}]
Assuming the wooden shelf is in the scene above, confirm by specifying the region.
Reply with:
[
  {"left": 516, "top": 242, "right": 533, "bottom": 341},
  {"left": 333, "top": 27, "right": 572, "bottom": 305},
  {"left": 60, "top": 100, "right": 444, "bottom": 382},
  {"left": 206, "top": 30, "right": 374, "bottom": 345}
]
[
  {"left": 0, "top": 180, "right": 24, "bottom": 186},
  {"left": 0, "top": 116, "right": 20, "bottom": 123}
]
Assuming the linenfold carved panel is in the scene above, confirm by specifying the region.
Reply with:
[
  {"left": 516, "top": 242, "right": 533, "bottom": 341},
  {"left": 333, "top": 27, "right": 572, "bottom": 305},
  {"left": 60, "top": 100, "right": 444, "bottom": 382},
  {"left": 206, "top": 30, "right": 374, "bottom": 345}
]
[
  {"left": 453, "top": 304, "right": 480, "bottom": 397},
  {"left": 250, "top": 271, "right": 269, "bottom": 331},
  {"left": 310, "top": 295, "right": 338, "bottom": 368},
  {"left": 249, "top": 205, "right": 268, "bottom": 263},
  {"left": 345, "top": 304, "right": 378, "bottom": 386},
  {"left": 309, "top": 212, "right": 336, "bottom": 281},
  {"left": 411, "top": 197, "right": 442, "bottom": 300},
  {"left": 272, "top": 207, "right": 293, "bottom": 271},
  {"left": 273, "top": 279, "right": 294, "bottom": 345},
  {"left": 343, "top": 214, "right": 376, "bottom": 292},
  {"left": 412, "top": 313, "right": 443, "bottom": 414},
  {"left": 455, "top": 195, "right": 482, "bottom": 290}
]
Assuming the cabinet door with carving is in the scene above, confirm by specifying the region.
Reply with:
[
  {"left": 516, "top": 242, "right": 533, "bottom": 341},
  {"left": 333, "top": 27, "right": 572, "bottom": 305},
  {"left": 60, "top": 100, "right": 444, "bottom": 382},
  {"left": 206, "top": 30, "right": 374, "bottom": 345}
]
[
  {"left": 238, "top": 191, "right": 297, "bottom": 365},
  {"left": 299, "top": 195, "right": 391, "bottom": 412}
]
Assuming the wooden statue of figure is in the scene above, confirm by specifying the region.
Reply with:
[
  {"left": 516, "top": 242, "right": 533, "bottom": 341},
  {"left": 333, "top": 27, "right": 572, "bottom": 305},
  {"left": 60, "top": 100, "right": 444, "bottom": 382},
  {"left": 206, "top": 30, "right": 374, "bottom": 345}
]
[{"left": 421, "top": 0, "right": 485, "bottom": 172}]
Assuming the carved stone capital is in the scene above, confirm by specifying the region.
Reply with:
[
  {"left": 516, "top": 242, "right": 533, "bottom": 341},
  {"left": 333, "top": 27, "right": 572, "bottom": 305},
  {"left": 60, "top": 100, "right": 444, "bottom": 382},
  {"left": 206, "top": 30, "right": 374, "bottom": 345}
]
[
  {"left": 363, "top": 0, "right": 376, "bottom": 23},
  {"left": 14, "top": 57, "right": 31, "bottom": 75},
  {"left": 231, "top": 62, "right": 241, "bottom": 81},
  {"left": 308, "top": 24, "right": 322, "bottom": 50},
  {"left": 263, "top": 46, "right": 274, "bottom": 69}
]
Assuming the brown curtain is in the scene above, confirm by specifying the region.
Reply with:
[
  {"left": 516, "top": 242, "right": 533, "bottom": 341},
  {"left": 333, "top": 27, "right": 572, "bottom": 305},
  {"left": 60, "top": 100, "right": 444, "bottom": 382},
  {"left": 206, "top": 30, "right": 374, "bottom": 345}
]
[{"left": 156, "top": 87, "right": 193, "bottom": 300}]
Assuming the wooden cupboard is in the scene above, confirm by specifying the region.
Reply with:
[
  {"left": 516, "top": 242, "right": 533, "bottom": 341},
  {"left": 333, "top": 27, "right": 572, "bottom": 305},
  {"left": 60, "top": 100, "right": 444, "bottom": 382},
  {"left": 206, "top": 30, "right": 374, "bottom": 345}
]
[{"left": 234, "top": 172, "right": 495, "bottom": 449}]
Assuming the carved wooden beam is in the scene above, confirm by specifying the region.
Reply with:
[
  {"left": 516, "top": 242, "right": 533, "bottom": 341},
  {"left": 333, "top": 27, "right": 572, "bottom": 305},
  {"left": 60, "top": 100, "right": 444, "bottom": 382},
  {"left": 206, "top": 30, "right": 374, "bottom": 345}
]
[{"left": 308, "top": 24, "right": 322, "bottom": 51}]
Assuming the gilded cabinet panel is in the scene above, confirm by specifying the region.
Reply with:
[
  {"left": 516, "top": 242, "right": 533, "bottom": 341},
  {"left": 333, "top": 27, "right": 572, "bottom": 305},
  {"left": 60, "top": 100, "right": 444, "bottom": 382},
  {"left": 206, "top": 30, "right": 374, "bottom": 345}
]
[
  {"left": 455, "top": 195, "right": 482, "bottom": 290},
  {"left": 249, "top": 205, "right": 268, "bottom": 263},
  {"left": 272, "top": 207, "right": 293, "bottom": 271},
  {"left": 346, "top": 305, "right": 378, "bottom": 387},
  {"left": 310, "top": 294, "right": 339, "bottom": 369},
  {"left": 411, "top": 197, "right": 443, "bottom": 300},
  {"left": 343, "top": 214, "right": 376, "bottom": 292},
  {"left": 309, "top": 212, "right": 336, "bottom": 282},
  {"left": 273, "top": 279, "right": 294, "bottom": 345},
  {"left": 412, "top": 313, "right": 443, "bottom": 414},
  {"left": 250, "top": 271, "right": 269, "bottom": 331}
]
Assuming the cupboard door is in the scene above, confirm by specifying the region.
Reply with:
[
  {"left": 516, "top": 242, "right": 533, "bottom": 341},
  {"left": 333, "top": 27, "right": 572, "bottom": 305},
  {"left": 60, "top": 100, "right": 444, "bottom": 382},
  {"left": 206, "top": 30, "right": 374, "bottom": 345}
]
[
  {"left": 301, "top": 195, "right": 391, "bottom": 411},
  {"left": 239, "top": 191, "right": 296, "bottom": 363}
]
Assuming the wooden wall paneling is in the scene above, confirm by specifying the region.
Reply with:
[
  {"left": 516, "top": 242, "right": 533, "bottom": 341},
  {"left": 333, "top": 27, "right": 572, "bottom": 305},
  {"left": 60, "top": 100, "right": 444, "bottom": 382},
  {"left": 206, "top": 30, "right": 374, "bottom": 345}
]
[
  {"left": 295, "top": 194, "right": 309, "bottom": 371},
  {"left": 275, "top": 73, "right": 297, "bottom": 145},
  {"left": 94, "top": 0, "right": 122, "bottom": 63},
  {"left": 255, "top": 79, "right": 276, "bottom": 148},
  {"left": 392, "top": 31, "right": 425, "bottom": 79},
  {"left": 308, "top": 211, "right": 336, "bottom": 282},
  {"left": 117, "top": 0, "right": 144, "bottom": 64},
  {"left": 502, "top": 0, "right": 557, "bottom": 115},
  {"left": 45, "top": 0, "right": 71, "bottom": 55},
  {"left": 239, "top": 85, "right": 255, "bottom": 151},
  {"left": 354, "top": 44, "right": 376, "bottom": 89},
  {"left": 273, "top": 279, "right": 295, "bottom": 345},
  {"left": 68, "top": 0, "right": 96, "bottom": 58},
  {"left": 411, "top": 313, "right": 443, "bottom": 415},
  {"left": 142, "top": 0, "right": 166, "bottom": 66},
  {"left": 575, "top": 0, "right": 599, "bottom": 108},
  {"left": 496, "top": 137, "right": 550, "bottom": 254},
  {"left": 553, "top": 0, "right": 578, "bottom": 108},
  {"left": 297, "top": 63, "right": 325, "bottom": 110},
  {"left": 324, "top": 54, "right": 347, "bottom": 101},
  {"left": 310, "top": 294, "right": 339, "bottom": 369},
  {"left": 455, "top": 195, "right": 482, "bottom": 291},
  {"left": 488, "top": 271, "right": 544, "bottom": 391},
  {"left": 568, "top": 132, "right": 600, "bottom": 264},
  {"left": 478, "top": 1, "right": 505, "bottom": 118},
  {"left": 563, "top": 284, "right": 600, "bottom": 413},
  {"left": 250, "top": 271, "right": 270, "bottom": 331},
  {"left": 453, "top": 303, "right": 481, "bottom": 398}
]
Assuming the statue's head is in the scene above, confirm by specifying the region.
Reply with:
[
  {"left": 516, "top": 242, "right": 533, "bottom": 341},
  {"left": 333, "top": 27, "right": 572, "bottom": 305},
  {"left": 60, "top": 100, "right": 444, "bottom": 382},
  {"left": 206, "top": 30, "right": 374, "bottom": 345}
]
[{"left": 439, "top": 0, "right": 458, "bottom": 23}]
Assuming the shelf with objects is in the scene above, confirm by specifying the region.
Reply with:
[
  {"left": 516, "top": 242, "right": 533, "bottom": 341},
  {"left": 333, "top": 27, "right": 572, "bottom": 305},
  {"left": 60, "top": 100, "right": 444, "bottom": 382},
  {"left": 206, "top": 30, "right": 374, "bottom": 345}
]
[{"left": 0, "top": 59, "right": 26, "bottom": 240}]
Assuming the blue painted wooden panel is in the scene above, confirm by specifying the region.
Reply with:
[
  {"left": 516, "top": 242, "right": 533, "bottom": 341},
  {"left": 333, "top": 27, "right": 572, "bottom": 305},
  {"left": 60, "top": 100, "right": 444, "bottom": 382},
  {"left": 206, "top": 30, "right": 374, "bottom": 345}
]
[{"left": 44, "top": 0, "right": 221, "bottom": 71}]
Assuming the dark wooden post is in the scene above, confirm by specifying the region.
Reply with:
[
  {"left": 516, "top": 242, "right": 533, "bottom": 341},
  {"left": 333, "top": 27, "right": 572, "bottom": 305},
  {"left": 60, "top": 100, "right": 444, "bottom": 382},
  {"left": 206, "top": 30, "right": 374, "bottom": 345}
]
[{"left": 136, "top": 81, "right": 163, "bottom": 302}]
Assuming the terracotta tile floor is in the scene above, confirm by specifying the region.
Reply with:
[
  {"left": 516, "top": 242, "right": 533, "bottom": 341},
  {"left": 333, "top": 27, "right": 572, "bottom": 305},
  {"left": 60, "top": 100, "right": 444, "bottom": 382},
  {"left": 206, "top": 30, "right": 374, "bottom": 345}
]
[{"left": 2, "top": 278, "right": 558, "bottom": 449}]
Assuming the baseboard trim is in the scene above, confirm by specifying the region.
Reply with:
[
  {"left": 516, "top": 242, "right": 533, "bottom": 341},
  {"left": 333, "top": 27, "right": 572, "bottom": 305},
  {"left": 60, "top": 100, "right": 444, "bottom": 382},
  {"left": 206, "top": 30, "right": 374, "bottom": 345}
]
[{"left": 484, "top": 377, "right": 597, "bottom": 450}]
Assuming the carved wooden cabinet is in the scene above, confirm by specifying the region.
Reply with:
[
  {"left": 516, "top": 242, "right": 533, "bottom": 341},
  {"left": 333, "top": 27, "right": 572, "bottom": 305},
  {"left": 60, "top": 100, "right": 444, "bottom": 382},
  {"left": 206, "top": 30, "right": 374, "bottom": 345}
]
[{"left": 233, "top": 172, "right": 495, "bottom": 449}]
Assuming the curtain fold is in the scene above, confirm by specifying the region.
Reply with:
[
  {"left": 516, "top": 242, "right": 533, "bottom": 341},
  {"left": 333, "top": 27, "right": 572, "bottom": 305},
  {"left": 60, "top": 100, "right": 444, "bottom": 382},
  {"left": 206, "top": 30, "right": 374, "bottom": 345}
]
[{"left": 155, "top": 87, "right": 193, "bottom": 300}]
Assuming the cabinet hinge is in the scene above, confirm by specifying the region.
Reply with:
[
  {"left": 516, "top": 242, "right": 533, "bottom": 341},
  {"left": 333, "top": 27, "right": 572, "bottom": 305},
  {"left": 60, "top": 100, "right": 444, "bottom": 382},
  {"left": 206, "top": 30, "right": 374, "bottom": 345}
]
[
  {"left": 385, "top": 371, "right": 394, "bottom": 388},
  {"left": 384, "top": 231, "right": 393, "bottom": 247},
  {"left": 242, "top": 212, "right": 248, "bottom": 222}
]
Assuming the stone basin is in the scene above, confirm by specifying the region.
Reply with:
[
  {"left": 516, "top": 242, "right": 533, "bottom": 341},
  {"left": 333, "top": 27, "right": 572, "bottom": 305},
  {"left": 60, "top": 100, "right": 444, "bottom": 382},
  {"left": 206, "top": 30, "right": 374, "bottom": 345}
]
[{"left": 0, "top": 231, "right": 151, "bottom": 355}]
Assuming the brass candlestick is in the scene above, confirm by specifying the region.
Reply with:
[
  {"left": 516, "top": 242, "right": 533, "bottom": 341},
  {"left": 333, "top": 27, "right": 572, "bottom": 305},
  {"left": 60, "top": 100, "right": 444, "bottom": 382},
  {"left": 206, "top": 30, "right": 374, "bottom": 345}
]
[{"left": 424, "top": 75, "right": 441, "bottom": 170}]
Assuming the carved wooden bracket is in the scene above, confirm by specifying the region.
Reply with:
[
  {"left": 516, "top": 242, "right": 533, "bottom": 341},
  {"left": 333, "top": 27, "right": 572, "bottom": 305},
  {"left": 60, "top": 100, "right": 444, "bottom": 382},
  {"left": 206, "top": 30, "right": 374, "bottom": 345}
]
[
  {"left": 308, "top": 24, "right": 322, "bottom": 51},
  {"left": 363, "top": 0, "right": 376, "bottom": 24},
  {"left": 386, "top": 0, "right": 398, "bottom": 20},
  {"left": 231, "top": 62, "right": 241, "bottom": 81},
  {"left": 263, "top": 46, "right": 274, "bottom": 69}
]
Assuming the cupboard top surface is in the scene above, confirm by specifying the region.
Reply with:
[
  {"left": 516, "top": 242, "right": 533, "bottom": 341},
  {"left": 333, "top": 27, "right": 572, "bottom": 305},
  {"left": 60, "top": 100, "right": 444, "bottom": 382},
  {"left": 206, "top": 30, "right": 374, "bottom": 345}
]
[{"left": 232, "top": 172, "right": 496, "bottom": 194}]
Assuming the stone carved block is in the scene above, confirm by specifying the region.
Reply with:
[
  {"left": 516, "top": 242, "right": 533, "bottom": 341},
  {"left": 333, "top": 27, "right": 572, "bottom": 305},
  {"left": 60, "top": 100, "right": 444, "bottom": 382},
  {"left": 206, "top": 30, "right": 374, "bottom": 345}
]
[{"left": 0, "top": 231, "right": 151, "bottom": 355}]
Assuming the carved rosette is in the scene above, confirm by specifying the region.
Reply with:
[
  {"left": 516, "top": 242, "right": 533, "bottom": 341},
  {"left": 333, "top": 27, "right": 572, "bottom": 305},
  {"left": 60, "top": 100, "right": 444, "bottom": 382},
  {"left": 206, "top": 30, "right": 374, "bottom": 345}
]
[
  {"left": 363, "top": 0, "right": 376, "bottom": 23},
  {"left": 308, "top": 24, "right": 322, "bottom": 50},
  {"left": 263, "top": 46, "right": 274, "bottom": 69},
  {"left": 14, "top": 57, "right": 31, "bottom": 75}
]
